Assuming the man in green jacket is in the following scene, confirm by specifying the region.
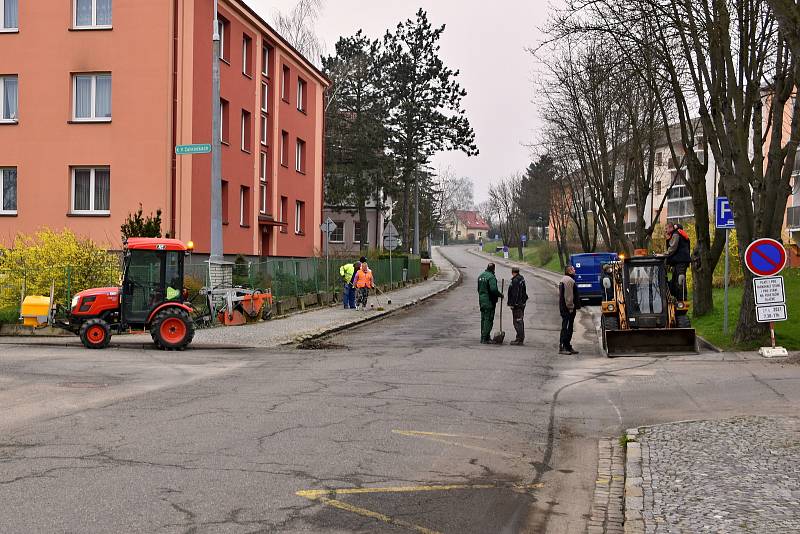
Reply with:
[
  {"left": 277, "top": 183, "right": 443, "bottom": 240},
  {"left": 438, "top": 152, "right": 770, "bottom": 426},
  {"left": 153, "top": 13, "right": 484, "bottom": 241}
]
[{"left": 477, "top": 263, "right": 503, "bottom": 344}]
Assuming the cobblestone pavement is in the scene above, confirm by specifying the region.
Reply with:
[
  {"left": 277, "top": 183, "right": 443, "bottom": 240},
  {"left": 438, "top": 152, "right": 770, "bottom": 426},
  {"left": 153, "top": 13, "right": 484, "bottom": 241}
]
[
  {"left": 636, "top": 416, "right": 800, "bottom": 533},
  {"left": 589, "top": 438, "right": 625, "bottom": 534}
]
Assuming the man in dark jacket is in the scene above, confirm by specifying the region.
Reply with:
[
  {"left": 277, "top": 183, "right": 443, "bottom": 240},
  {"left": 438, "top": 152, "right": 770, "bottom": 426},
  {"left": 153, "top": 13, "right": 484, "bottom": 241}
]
[
  {"left": 559, "top": 265, "right": 581, "bottom": 355},
  {"left": 664, "top": 223, "right": 691, "bottom": 299},
  {"left": 507, "top": 267, "right": 528, "bottom": 345},
  {"left": 477, "top": 263, "right": 503, "bottom": 344}
]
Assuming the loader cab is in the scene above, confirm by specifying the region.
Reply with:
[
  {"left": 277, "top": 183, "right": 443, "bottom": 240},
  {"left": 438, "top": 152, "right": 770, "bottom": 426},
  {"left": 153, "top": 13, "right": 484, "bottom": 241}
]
[
  {"left": 121, "top": 238, "right": 187, "bottom": 326},
  {"left": 622, "top": 257, "right": 669, "bottom": 329}
]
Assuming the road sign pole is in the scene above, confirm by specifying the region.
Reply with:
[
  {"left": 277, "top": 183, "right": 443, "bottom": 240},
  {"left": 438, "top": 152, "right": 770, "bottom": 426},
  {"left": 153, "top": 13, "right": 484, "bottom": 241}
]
[
  {"left": 723, "top": 229, "right": 730, "bottom": 335},
  {"left": 770, "top": 322, "right": 776, "bottom": 349},
  {"left": 389, "top": 245, "right": 393, "bottom": 290}
]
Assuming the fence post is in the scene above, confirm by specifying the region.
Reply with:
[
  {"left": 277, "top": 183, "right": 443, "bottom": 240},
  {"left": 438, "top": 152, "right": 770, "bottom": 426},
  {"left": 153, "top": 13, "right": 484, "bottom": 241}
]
[{"left": 294, "top": 260, "right": 299, "bottom": 297}]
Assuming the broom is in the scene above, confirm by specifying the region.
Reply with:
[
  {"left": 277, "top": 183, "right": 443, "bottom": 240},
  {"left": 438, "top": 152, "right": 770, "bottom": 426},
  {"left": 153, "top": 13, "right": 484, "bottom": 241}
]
[{"left": 492, "top": 279, "right": 506, "bottom": 344}]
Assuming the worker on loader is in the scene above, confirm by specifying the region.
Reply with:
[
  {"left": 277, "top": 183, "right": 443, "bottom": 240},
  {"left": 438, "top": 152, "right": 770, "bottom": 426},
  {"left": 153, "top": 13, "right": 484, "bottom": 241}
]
[
  {"left": 339, "top": 261, "right": 357, "bottom": 309},
  {"left": 664, "top": 223, "right": 691, "bottom": 299},
  {"left": 477, "top": 263, "right": 503, "bottom": 344},
  {"left": 354, "top": 262, "right": 374, "bottom": 310}
]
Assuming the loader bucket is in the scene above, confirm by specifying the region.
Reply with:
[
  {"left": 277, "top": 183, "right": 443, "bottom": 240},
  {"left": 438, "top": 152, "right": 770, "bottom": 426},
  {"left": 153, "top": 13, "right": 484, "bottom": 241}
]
[{"left": 605, "top": 328, "right": 697, "bottom": 356}]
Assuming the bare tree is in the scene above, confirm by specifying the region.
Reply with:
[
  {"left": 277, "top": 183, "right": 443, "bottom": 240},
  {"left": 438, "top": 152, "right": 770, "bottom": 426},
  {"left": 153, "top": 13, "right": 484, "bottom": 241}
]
[
  {"left": 488, "top": 174, "right": 526, "bottom": 257},
  {"left": 273, "top": 0, "right": 325, "bottom": 65},
  {"left": 437, "top": 167, "right": 475, "bottom": 240}
]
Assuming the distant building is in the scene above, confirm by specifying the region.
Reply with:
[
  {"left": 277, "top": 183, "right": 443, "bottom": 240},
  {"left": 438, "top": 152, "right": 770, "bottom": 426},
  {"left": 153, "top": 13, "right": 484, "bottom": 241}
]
[
  {"left": 0, "top": 0, "right": 330, "bottom": 257},
  {"left": 448, "top": 210, "right": 490, "bottom": 242},
  {"left": 322, "top": 197, "right": 392, "bottom": 255}
]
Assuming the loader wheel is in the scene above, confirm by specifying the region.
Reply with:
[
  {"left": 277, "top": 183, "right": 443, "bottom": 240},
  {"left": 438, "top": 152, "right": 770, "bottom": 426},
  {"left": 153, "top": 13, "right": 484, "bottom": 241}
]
[
  {"left": 676, "top": 314, "right": 691, "bottom": 329},
  {"left": 151, "top": 308, "right": 195, "bottom": 351},
  {"left": 601, "top": 316, "right": 620, "bottom": 353},
  {"left": 79, "top": 319, "right": 111, "bottom": 349}
]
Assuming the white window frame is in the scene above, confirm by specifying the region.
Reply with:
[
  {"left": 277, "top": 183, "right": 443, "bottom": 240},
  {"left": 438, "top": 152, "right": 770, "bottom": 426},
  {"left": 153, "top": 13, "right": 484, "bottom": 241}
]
[
  {"left": 295, "top": 201, "right": 303, "bottom": 234},
  {"left": 261, "top": 46, "right": 269, "bottom": 76},
  {"left": 71, "top": 167, "right": 110, "bottom": 215},
  {"left": 219, "top": 100, "right": 225, "bottom": 142},
  {"left": 242, "top": 34, "right": 251, "bottom": 76},
  {"left": 280, "top": 131, "right": 288, "bottom": 166},
  {"left": 329, "top": 221, "right": 344, "bottom": 243},
  {"left": 217, "top": 18, "right": 226, "bottom": 60},
  {"left": 666, "top": 168, "right": 694, "bottom": 221},
  {"left": 297, "top": 78, "right": 306, "bottom": 112},
  {"left": 0, "top": 167, "right": 17, "bottom": 214},
  {"left": 353, "top": 221, "right": 369, "bottom": 244},
  {"left": 295, "top": 138, "right": 304, "bottom": 173},
  {"left": 72, "top": 73, "right": 112, "bottom": 122},
  {"left": 261, "top": 114, "right": 268, "bottom": 146},
  {"left": 73, "top": 0, "right": 112, "bottom": 29},
  {"left": 281, "top": 66, "right": 289, "bottom": 100},
  {"left": 261, "top": 82, "right": 268, "bottom": 112},
  {"left": 0, "top": 75, "right": 18, "bottom": 122},
  {"left": 241, "top": 110, "right": 250, "bottom": 152},
  {"left": 260, "top": 152, "right": 267, "bottom": 181},
  {"left": 1, "top": 0, "right": 18, "bottom": 31},
  {"left": 239, "top": 186, "right": 248, "bottom": 226},
  {"left": 259, "top": 183, "right": 267, "bottom": 214}
]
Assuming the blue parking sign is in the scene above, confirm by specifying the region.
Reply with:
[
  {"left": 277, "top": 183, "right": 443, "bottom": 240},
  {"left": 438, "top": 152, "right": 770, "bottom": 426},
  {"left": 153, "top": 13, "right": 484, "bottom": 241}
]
[{"left": 715, "top": 197, "right": 735, "bottom": 229}]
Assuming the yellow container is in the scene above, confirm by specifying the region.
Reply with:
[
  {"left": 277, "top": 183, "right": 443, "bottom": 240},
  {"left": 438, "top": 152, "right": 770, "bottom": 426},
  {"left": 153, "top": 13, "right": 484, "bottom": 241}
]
[{"left": 21, "top": 295, "right": 51, "bottom": 327}]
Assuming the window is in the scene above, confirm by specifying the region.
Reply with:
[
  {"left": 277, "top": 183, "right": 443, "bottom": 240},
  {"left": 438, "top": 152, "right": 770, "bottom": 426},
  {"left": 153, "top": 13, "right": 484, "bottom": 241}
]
[
  {"left": 1, "top": 0, "right": 18, "bottom": 30},
  {"left": 240, "top": 186, "right": 250, "bottom": 226},
  {"left": 297, "top": 78, "right": 307, "bottom": 112},
  {"left": 330, "top": 221, "right": 344, "bottom": 243},
  {"left": 260, "top": 152, "right": 267, "bottom": 181},
  {"left": 654, "top": 181, "right": 662, "bottom": 196},
  {"left": 73, "top": 74, "right": 111, "bottom": 121},
  {"left": 242, "top": 34, "right": 252, "bottom": 76},
  {"left": 71, "top": 167, "right": 110, "bottom": 214},
  {"left": 74, "top": 0, "right": 111, "bottom": 28},
  {"left": 655, "top": 152, "right": 662, "bottom": 167},
  {"left": 0, "top": 75, "right": 17, "bottom": 122},
  {"left": 280, "top": 196, "right": 288, "bottom": 232},
  {"left": 295, "top": 138, "right": 305, "bottom": 173},
  {"left": 295, "top": 201, "right": 304, "bottom": 234},
  {"left": 259, "top": 183, "right": 267, "bottom": 214},
  {"left": 353, "top": 221, "right": 369, "bottom": 243},
  {"left": 666, "top": 172, "right": 694, "bottom": 221},
  {"left": 217, "top": 16, "right": 229, "bottom": 61},
  {"left": 281, "top": 65, "right": 290, "bottom": 101},
  {"left": 261, "top": 81, "right": 268, "bottom": 112},
  {"left": 241, "top": 109, "right": 251, "bottom": 152},
  {"left": 221, "top": 180, "right": 229, "bottom": 224},
  {"left": 280, "top": 130, "right": 288, "bottom": 166},
  {"left": 261, "top": 45, "right": 270, "bottom": 76},
  {"left": 0, "top": 167, "right": 17, "bottom": 214},
  {"left": 261, "top": 114, "right": 268, "bottom": 146},
  {"left": 220, "top": 99, "right": 229, "bottom": 143}
]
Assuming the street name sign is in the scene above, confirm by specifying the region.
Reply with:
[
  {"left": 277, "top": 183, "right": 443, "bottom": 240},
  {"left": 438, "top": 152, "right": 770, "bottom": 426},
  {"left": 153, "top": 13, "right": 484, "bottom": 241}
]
[
  {"left": 715, "top": 197, "right": 735, "bottom": 229},
  {"left": 320, "top": 217, "right": 337, "bottom": 234},
  {"left": 176, "top": 143, "right": 212, "bottom": 155},
  {"left": 756, "top": 304, "right": 787, "bottom": 323},
  {"left": 753, "top": 276, "right": 785, "bottom": 306},
  {"left": 744, "top": 238, "right": 787, "bottom": 277}
]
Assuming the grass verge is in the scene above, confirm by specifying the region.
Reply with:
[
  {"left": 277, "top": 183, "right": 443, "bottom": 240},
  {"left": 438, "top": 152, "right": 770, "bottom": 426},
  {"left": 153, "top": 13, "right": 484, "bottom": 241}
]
[
  {"left": 485, "top": 241, "right": 563, "bottom": 274},
  {"left": 692, "top": 268, "right": 799, "bottom": 351}
]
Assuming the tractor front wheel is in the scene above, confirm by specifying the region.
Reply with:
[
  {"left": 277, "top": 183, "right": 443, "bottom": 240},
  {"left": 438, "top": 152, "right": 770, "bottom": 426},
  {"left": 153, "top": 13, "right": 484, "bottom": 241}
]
[
  {"left": 676, "top": 313, "right": 691, "bottom": 329},
  {"left": 79, "top": 319, "right": 111, "bottom": 349},
  {"left": 151, "top": 308, "right": 195, "bottom": 351}
]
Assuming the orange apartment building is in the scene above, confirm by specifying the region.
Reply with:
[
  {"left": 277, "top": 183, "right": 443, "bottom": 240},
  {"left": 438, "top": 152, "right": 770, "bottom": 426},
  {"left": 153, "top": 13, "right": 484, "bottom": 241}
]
[{"left": 0, "top": 0, "right": 328, "bottom": 257}]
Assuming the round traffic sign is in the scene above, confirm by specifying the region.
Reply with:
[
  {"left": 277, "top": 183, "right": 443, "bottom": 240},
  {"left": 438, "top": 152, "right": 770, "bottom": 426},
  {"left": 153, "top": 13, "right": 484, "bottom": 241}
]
[{"left": 744, "top": 238, "right": 787, "bottom": 277}]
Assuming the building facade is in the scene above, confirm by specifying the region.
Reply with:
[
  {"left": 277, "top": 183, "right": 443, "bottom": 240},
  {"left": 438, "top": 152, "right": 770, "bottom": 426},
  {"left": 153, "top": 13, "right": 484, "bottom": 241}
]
[
  {"left": 322, "top": 201, "right": 391, "bottom": 256},
  {"left": 0, "top": 0, "right": 328, "bottom": 257},
  {"left": 447, "top": 210, "right": 490, "bottom": 242}
]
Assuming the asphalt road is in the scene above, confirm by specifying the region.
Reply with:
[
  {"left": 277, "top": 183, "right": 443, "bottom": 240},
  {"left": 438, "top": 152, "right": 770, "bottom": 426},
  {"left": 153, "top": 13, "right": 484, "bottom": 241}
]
[{"left": 1, "top": 245, "right": 799, "bottom": 533}]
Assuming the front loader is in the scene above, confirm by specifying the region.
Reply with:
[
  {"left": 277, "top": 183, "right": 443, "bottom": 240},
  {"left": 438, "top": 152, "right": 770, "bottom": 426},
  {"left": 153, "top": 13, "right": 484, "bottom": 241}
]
[{"left": 600, "top": 254, "right": 697, "bottom": 356}]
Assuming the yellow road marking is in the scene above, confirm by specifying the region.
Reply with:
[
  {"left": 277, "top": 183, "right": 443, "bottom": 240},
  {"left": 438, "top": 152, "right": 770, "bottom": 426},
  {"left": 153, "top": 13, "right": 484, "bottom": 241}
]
[
  {"left": 392, "top": 429, "right": 524, "bottom": 459},
  {"left": 315, "top": 496, "right": 442, "bottom": 534},
  {"left": 392, "top": 430, "right": 502, "bottom": 441}
]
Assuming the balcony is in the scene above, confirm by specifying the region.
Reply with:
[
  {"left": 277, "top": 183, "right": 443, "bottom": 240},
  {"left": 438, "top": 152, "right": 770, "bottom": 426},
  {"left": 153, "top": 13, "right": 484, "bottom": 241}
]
[
  {"left": 667, "top": 198, "right": 694, "bottom": 220},
  {"left": 788, "top": 205, "right": 800, "bottom": 229}
]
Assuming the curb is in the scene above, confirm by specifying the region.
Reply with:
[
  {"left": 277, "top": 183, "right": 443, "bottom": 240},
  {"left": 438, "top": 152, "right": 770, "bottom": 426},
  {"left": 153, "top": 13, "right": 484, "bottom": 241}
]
[
  {"left": 289, "top": 248, "right": 463, "bottom": 346},
  {"left": 588, "top": 437, "right": 625, "bottom": 534},
  {"left": 623, "top": 428, "right": 644, "bottom": 534}
]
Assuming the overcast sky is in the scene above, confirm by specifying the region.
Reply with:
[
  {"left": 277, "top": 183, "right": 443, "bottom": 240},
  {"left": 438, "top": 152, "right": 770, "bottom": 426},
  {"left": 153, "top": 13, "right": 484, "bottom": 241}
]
[{"left": 249, "top": 0, "right": 553, "bottom": 202}]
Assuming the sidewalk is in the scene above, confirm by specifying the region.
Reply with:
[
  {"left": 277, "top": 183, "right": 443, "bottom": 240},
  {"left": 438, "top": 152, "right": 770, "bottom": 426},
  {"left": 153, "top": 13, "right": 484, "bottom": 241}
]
[
  {"left": 0, "top": 247, "right": 459, "bottom": 350},
  {"left": 624, "top": 417, "right": 800, "bottom": 534}
]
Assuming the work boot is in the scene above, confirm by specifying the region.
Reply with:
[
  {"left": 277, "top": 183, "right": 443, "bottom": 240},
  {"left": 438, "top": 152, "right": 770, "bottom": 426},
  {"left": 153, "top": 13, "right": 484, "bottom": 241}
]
[
  {"left": 510, "top": 340, "right": 523, "bottom": 346},
  {"left": 558, "top": 346, "right": 571, "bottom": 355},
  {"left": 569, "top": 348, "right": 580, "bottom": 355}
]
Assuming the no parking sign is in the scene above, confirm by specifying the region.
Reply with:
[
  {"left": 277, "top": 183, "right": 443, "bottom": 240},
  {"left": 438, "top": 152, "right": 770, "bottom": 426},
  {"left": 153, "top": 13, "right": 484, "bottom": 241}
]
[{"left": 744, "top": 238, "right": 787, "bottom": 277}]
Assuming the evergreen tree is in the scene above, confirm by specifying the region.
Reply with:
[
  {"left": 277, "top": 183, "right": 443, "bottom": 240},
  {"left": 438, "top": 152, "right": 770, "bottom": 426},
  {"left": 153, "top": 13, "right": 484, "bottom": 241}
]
[{"left": 121, "top": 204, "right": 162, "bottom": 240}]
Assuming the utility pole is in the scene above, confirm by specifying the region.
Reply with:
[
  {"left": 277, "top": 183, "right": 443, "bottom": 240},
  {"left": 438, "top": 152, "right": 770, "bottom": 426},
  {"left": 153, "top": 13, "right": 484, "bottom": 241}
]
[
  {"left": 210, "top": 0, "right": 223, "bottom": 263},
  {"left": 414, "top": 163, "right": 420, "bottom": 256}
]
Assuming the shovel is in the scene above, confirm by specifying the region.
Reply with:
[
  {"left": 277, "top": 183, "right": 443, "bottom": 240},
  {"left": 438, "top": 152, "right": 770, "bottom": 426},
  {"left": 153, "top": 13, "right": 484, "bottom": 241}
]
[{"left": 492, "top": 279, "right": 506, "bottom": 344}]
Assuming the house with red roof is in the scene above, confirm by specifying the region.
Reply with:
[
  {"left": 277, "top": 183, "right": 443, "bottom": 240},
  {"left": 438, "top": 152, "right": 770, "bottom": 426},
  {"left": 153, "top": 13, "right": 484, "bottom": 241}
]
[{"left": 448, "top": 210, "right": 491, "bottom": 242}]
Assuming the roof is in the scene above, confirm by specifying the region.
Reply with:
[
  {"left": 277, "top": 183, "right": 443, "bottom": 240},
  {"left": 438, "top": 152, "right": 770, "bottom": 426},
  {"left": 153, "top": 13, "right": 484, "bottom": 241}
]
[
  {"left": 229, "top": 0, "right": 332, "bottom": 87},
  {"left": 455, "top": 210, "right": 490, "bottom": 230},
  {"left": 126, "top": 238, "right": 188, "bottom": 252}
]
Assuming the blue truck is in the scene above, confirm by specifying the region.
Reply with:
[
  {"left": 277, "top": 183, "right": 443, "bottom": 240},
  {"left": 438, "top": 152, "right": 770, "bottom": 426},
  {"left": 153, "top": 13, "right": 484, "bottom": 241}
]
[{"left": 569, "top": 252, "right": 619, "bottom": 302}]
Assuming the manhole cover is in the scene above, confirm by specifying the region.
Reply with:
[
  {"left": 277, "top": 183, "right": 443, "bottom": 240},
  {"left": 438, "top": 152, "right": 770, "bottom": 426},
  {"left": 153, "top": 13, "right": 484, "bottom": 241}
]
[{"left": 58, "top": 382, "right": 109, "bottom": 389}]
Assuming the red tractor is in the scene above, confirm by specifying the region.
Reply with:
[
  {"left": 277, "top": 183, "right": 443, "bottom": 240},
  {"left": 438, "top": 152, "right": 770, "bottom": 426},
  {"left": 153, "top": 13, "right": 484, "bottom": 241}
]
[{"left": 53, "top": 238, "right": 196, "bottom": 350}]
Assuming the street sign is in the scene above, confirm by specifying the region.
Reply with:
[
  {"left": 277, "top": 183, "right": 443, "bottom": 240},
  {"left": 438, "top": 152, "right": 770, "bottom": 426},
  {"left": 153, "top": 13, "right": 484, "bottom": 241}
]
[
  {"left": 383, "top": 236, "right": 400, "bottom": 251},
  {"left": 320, "top": 217, "right": 337, "bottom": 234},
  {"left": 383, "top": 221, "right": 399, "bottom": 239},
  {"left": 744, "top": 238, "right": 787, "bottom": 277},
  {"left": 753, "top": 276, "right": 785, "bottom": 306},
  {"left": 756, "top": 304, "right": 787, "bottom": 323},
  {"left": 521, "top": 234, "right": 527, "bottom": 242},
  {"left": 176, "top": 143, "right": 212, "bottom": 155},
  {"left": 503, "top": 245, "right": 509, "bottom": 259},
  {"left": 715, "top": 197, "right": 735, "bottom": 229}
]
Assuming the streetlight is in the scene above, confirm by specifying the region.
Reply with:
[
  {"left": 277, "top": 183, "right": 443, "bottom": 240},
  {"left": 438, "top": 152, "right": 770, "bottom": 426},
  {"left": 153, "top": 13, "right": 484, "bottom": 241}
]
[{"left": 210, "top": 0, "right": 223, "bottom": 263}]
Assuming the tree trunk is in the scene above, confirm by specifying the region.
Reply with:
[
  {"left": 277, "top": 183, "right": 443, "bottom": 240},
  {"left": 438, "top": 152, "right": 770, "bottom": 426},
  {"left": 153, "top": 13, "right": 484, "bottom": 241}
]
[{"left": 358, "top": 202, "right": 368, "bottom": 252}]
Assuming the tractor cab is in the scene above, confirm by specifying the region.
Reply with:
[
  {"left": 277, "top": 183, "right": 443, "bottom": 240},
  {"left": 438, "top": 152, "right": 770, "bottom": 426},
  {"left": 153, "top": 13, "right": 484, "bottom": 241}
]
[
  {"left": 621, "top": 256, "right": 669, "bottom": 329},
  {"left": 122, "top": 238, "right": 187, "bottom": 327}
]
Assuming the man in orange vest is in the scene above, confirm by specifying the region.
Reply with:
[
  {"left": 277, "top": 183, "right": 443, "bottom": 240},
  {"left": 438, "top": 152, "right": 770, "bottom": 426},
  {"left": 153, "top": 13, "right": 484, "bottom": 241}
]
[{"left": 353, "top": 261, "right": 375, "bottom": 310}]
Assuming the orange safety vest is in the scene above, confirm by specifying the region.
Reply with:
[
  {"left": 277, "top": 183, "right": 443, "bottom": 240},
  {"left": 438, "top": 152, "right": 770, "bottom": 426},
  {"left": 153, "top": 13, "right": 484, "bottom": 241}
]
[{"left": 354, "top": 269, "right": 373, "bottom": 288}]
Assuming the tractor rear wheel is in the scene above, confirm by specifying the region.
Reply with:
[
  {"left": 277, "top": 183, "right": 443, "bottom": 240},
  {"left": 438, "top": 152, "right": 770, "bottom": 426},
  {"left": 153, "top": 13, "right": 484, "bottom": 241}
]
[
  {"left": 676, "top": 313, "right": 691, "bottom": 329},
  {"left": 601, "top": 315, "right": 620, "bottom": 353},
  {"left": 151, "top": 308, "right": 195, "bottom": 351},
  {"left": 79, "top": 318, "right": 111, "bottom": 349}
]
